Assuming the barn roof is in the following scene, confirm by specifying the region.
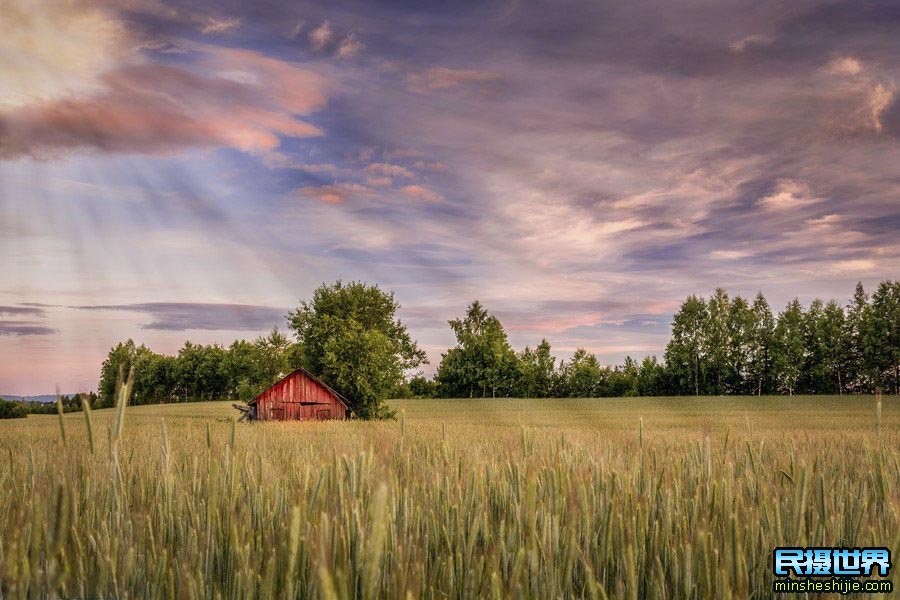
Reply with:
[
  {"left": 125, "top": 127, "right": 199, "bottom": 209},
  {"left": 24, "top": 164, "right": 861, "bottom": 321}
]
[{"left": 249, "top": 367, "right": 352, "bottom": 409}]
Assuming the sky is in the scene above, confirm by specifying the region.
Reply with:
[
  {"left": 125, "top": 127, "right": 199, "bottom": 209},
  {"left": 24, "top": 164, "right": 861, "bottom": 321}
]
[{"left": 1, "top": 0, "right": 898, "bottom": 394}]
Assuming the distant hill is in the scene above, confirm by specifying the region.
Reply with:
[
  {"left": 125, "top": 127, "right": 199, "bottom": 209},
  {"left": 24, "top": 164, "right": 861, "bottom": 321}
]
[{"left": 0, "top": 394, "right": 78, "bottom": 404}]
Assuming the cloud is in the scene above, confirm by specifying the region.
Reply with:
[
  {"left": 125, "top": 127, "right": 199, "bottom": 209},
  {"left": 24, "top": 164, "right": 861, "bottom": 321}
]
[
  {"left": 819, "top": 56, "right": 896, "bottom": 135},
  {"left": 74, "top": 302, "right": 287, "bottom": 331},
  {"left": 354, "top": 146, "right": 378, "bottom": 163},
  {"left": 710, "top": 250, "right": 755, "bottom": 260},
  {"left": 308, "top": 21, "right": 334, "bottom": 52},
  {"left": 0, "top": 321, "right": 58, "bottom": 336},
  {"left": 0, "top": 305, "right": 46, "bottom": 317},
  {"left": 412, "top": 160, "right": 447, "bottom": 172},
  {"left": 406, "top": 67, "right": 500, "bottom": 93},
  {"left": 198, "top": 16, "right": 242, "bottom": 35},
  {"left": 825, "top": 56, "right": 864, "bottom": 77},
  {"left": 0, "top": 0, "right": 126, "bottom": 108},
  {"left": 0, "top": 45, "right": 329, "bottom": 158},
  {"left": 0, "top": 305, "right": 55, "bottom": 336},
  {"left": 759, "top": 180, "right": 820, "bottom": 211},
  {"left": 296, "top": 183, "right": 376, "bottom": 203},
  {"left": 286, "top": 20, "right": 306, "bottom": 39},
  {"left": 400, "top": 185, "right": 444, "bottom": 202},
  {"left": 384, "top": 148, "right": 424, "bottom": 159},
  {"left": 866, "top": 83, "right": 895, "bottom": 133},
  {"left": 729, "top": 34, "right": 774, "bottom": 53},
  {"left": 336, "top": 33, "right": 364, "bottom": 59},
  {"left": 826, "top": 259, "right": 877, "bottom": 274},
  {"left": 108, "top": 0, "right": 242, "bottom": 35},
  {"left": 366, "top": 176, "right": 393, "bottom": 187},
  {"left": 365, "top": 162, "right": 414, "bottom": 178}
]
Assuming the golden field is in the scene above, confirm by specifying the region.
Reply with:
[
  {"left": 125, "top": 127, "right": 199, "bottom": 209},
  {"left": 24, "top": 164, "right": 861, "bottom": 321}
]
[{"left": 0, "top": 396, "right": 897, "bottom": 598}]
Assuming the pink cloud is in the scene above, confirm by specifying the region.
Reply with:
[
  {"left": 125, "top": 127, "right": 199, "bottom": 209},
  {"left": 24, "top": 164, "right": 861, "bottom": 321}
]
[
  {"left": 366, "top": 162, "right": 414, "bottom": 178},
  {"left": 0, "top": 47, "right": 328, "bottom": 158},
  {"left": 412, "top": 160, "right": 448, "bottom": 172},
  {"left": 366, "top": 176, "right": 393, "bottom": 188},
  {"left": 383, "top": 148, "right": 424, "bottom": 159},
  {"left": 406, "top": 67, "right": 500, "bottom": 93},
  {"left": 400, "top": 184, "right": 443, "bottom": 202},
  {"left": 105, "top": 0, "right": 242, "bottom": 35},
  {"left": 297, "top": 183, "right": 375, "bottom": 203}
]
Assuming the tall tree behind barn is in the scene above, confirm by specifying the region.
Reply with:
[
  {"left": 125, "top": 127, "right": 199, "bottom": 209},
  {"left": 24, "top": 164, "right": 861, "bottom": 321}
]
[{"left": 234, "top": 368, "right": 350, "bottom": 421}]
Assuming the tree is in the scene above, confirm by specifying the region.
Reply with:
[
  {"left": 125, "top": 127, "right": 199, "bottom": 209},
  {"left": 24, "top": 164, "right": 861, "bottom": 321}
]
[
  {"left": 866, "top": 280, "right": 900, "bottom": 394},
  {"left": 435, "top": 301, "right": 518, "bottom": 398},
  {"left": 747, "top": 293, "right": 775, "bottom": 395},
  {"left": 704, "top": 288, "right": 731, "bottom": 394},
  {"left": 815, "top": 300, "right": 847, "bottom": 394},
  {"left": 725, "top": 295, "right": 753, "bottom": 394},
  {"left": 226, "top": 339, "right": 260, "bottom": 399},
  {"left": 801, "top": 299, "right": 828, "bottom": 394},
  {"left": 254, "top": 328, "right": 297, "bottom": 389},
  {"left": 621, "top": 356, "right": 640, "bottom": 396},
  {"left": 557, "top": 348, "right": 604, "bottom": 397},
  {"left": 664, "top": 295, "right": 708, "bottom": 395},
  {"left": 773, "top": 299, "right": 805, "bottom": 395},
  {"left": 288, "top": 281, "right": 426, "bottom": 419},
  {"left": 516, "top": 339, "right": 557, "bottom": 397},
  {"left": 843, "top": 283, "right": 871, "bottom": 392},
  {"left": 91, "top": 281, "right": 897, "bottom": 404},
  {"left": 98, "top": 340, "right": 140, "bottom": 407},
  {"left": 407, "top": 376, "right": 437, "bottom": 398},
  {"left": 0, "top": 398, "right": 28, "bottom": 419},
  {"left": 133, "top": 352, "right": 177, "bottom": 404},
  {"left": 634, "top": 356, "right": 667, "bottom": 396}
]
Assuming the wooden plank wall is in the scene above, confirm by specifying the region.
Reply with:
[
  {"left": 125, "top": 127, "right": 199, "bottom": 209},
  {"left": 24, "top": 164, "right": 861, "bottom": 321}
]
[{"left": 254, "top": 370, "right": 348, "bottom": 421}]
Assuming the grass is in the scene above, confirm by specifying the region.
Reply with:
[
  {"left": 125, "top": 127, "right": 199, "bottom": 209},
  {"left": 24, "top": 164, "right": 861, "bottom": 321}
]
[{"left": 0, "top": 396, "right": 897, "bottom": 598}]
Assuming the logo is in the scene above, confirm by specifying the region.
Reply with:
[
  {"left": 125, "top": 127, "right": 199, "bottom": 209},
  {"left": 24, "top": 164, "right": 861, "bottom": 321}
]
[
  {"left": 775, "top": 548, "right": 891, "bottom": 577},
  {"left": 773, "top": 547, "right": 893, "bottom": 595}
]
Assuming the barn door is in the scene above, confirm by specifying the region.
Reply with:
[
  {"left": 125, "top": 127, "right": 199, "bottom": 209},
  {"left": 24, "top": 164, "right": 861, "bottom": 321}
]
[{"left": 315, "top": 409, "right": 330, "bottom": 420}]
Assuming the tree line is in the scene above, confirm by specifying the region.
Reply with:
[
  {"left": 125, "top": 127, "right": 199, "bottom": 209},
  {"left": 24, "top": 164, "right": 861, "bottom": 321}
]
[
  {"left": 419, "top": 281, "right": 898, "bottom": 399},
  {"left": 96, "top": 329, "right": 298, "bottom": 408},
  {"left": 0, "top": 393, "right": 96, "bottom": 420},
  {"left": 663, "top": 282, "right": 899, "bottom": 396},
  {"left": 96, "top": 282, "right": 424, "bottom": 419},
  {"left": 88, "top": 279, "right": 898, "bottom": 419}
]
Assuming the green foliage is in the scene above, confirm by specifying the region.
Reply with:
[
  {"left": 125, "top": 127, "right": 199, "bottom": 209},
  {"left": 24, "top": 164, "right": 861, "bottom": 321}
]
[
  {"left": 435, "top": 301, "right": 518, "bottom": 397},
  {"left": 657, "top": 282, "right": 898, "bottom": 396},
  {"left": 557, "top": 348, "right": 604, "bottom": 397},
  {"left": 0, "top": 393, "right": 91, "bottom": 418},
  {"left": 747, "top": 293, "right": 775, "bottom": 395},
  {"left": 664, "top": 295, "right": 708, "bottom": 395},
  {"left": 0, "top": 398, "right": 28, "bottom": 419},
  {"left": 92, "top": 280, "right": 897, "bottom": 406},
  {"left": 865, "top": 280, "right": 900, "bottom": 394},
  {"left": 515, "top": 339, "right": 557, "bottom": 397},
  {"left": 704, "top": 288, "right": 731, "bottom": 394},
  {"left": 98, "top": 329, "right": 299, "bottom": 406},
  {"left": 817, "top": 300, "right": 848, "bottom": 393},
  {"left": 288, "top": 281, "right": 426, "bottom": 419},
  {"left": 843, "top": 283, "right": 871, "bottom": 392},
  {"left": 773, "top": 299, "right": 805, "bottom": 395},
  {"left": 633, "top": 355, "right": 667, "bottom": 396},
  {"left": 407, "top": 376, "right": 437, "bottom": 398}
]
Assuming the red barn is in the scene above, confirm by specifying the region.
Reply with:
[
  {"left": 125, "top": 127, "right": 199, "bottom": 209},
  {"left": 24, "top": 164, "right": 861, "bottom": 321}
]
[{"left": 244, "top": 368, "right": 351, "bottom": 421}]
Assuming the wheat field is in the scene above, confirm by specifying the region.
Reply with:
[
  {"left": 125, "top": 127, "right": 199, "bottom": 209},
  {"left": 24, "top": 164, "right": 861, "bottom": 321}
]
[{"left": 0, "top": 396, "right": 897, "bottom": 598}]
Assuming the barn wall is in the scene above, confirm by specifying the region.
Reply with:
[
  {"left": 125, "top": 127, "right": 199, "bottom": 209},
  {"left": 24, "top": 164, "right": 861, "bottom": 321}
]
[{"left": 252, "top": 370, "right": 348, "bottom": 421}]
